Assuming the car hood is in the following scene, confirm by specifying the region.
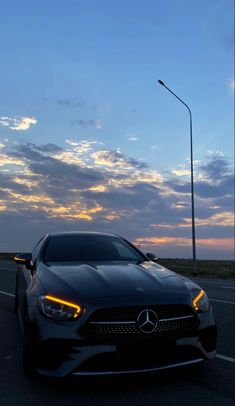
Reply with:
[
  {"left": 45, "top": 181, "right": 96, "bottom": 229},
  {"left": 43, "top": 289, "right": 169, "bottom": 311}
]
[{"left": 37, "top": 261, "right": 193, "bottom": 301}]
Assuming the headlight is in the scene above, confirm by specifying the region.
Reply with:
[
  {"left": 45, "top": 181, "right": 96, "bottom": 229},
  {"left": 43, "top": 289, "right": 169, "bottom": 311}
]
[
  {"left": 193, "top": 289, "right": 210, "bottom": 312},
  {"left": 39, "top": 295, "right": 83, "bottom": 321}
]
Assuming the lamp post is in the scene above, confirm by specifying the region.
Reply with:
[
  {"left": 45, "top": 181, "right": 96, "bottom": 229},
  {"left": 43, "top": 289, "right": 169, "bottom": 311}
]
[{"left": 157, "top": 80, "right": 197, "bottom": 274}]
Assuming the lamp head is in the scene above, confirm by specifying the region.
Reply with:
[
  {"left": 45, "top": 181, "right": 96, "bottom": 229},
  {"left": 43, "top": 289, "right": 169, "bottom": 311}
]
[{"left": 158, "top": 80, "right": 165, "bottom": 86}]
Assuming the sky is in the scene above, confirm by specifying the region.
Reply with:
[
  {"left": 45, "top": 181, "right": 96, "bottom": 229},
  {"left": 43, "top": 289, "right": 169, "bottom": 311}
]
[{"left": 0, "top": 0, "right": 234, "bottom": 259}]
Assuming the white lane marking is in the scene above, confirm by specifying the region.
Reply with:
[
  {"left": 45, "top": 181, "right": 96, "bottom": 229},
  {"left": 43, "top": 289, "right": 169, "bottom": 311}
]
[
  {"left": 209, "top": 298, "right": 235, "bottom": 305},
  {"left": 222, "top": 286, "right": 234, "bottom": 290},
  {"left": 216, "top": 354, "right": 235, "bottom": 363},
  {"left": 0, "top": 290, "right": 15, "bottom": 298}
]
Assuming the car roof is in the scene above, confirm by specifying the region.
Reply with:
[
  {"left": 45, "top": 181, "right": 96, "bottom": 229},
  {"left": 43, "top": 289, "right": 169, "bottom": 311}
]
[{"left": 47, "top": 231, "right": 120, "bottom": 238}]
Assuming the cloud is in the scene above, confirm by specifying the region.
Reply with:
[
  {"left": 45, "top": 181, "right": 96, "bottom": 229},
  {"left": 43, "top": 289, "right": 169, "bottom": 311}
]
[
  {"left": 91, "top": 149, "right": 148, "bottom": 170},
  {"left": 53, "top": 140, "right": 102, "bottom": 167},
  {"left": 71, "top": 119, "right": 102, "bottom": 129},
  {"left": 65, "top": 139, "right": 101, "bottom": 153},
  {"left": 127, "top": 135, "right": 138, "bottom": 141},
  {"left": 133, "top": 236, "right": 234, "bottom": 251},
  {"left": 0, "top": 117, "right": 10, "bottom": 127},
  {"left": 32, "top": 143, "right": 62, "bottom": 153},
  {"left": 0, "top": 116, "right": 37, "bottom": 131},
  {"left": 151, "top": 211, "right": 234, "bottom": 229},
  {"left": 166, "top": 154, "right": 234, "bottom": 200},
  {"left": 229, "top": 80, "right": 235, "bottom": 89},
  {"left": 171, "top": 159, "right": 201, "bottom": 178},
  {"left": 200, "top": 154, "right": 232, "bottom": 180},
  {"left": 10, "top": 142, "right": 105, "bottom": 196},
  {"left": 56, "top": 98, "right": 85, "bottom": 108},
  {"left": 0, "top": 140, "right": 233, "bottom": 258},
  {"left": 172, "top": 169, "right": 191, "bottom": 176},
  {"left": 0, "top": 153, "right": 25, "bottom": 167}
]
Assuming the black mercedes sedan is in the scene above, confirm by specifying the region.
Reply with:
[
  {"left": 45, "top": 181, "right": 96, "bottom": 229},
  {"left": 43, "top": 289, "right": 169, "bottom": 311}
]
[{"left": 14, "top": 231, "right": 217, "bottom": 377}]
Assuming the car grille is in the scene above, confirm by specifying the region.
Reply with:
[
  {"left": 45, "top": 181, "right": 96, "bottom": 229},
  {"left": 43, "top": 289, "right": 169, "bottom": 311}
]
[{"left": 85, "top": 305, "right": 197, "bottom": 338}]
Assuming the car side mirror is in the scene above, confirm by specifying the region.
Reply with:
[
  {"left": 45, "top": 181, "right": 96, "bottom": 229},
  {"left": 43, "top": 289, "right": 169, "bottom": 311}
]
[
  {"left": 145, "top": 252, "right": 159, "bottom": 262},
  {"left": 14, "top": 253, "right": 32, "bottom": 270}
]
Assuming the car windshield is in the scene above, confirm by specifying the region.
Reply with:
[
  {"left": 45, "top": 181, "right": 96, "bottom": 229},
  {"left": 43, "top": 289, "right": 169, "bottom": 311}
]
[{"left": 44, "top": 235, "right": 145, "bottom": 263}]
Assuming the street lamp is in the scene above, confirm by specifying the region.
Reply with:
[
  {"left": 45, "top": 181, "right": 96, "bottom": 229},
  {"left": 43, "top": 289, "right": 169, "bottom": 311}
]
[{"left": 157, "top": 80, "right": 197, "bottom": 274}]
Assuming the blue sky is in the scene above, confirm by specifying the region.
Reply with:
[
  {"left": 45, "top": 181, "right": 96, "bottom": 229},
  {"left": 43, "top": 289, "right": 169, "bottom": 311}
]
[{"left": 0, "top": 0, "right": 234, "bottom": 258}]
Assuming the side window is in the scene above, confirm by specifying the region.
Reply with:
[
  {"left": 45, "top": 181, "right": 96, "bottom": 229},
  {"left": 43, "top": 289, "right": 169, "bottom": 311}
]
[
  {"left": 31, "top": 237, "right": 44, "bottom": 263},
  {"left": 113, "top": 241, "right": 138, "bottom": 260}
]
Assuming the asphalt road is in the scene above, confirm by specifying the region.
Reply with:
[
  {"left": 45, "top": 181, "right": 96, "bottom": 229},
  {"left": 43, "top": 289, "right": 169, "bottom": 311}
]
[{"left": 0, "top": 260, "right": 234, "bottom": 406}]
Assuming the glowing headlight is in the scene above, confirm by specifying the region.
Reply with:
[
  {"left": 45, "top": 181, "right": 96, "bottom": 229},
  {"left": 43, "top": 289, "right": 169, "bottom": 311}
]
[
  {"left": 193, "top": 290, "right": 210, "bottom": 313},
  {"left": 39, "top": 295, "right": 82, "bottom": 320}
]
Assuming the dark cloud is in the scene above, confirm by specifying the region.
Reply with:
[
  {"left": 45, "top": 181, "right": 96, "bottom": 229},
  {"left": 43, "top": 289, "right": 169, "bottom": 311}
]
[
  {"left": 56, "top": 98, "right": 85, "bottom": 108},
  {"left": 10, "top": 142, "right": 62, "bottom": 161},
  {"left": 71, "top": 119, "right": 101, "bottom": 128},
  {"left": 166, "top": 155, "right": 234, "bottom": 200},
  {"left": 0, "top": 173, "right": 31, "bottom": 196},
  {"left": 93, "top": 149, "right": 148, "bottom": 170},
  {"left": 11, "top": 142, "right": 105, "bottom": 201},
  {"left": 196, "top": 177, "right": 234, "bottom": 198},
  {"left": 0, "top": 187, "right": 11, "bottom": 199},
  {"left": 214, "top": 195, "right": 234, "bottom": 210},
  {"left": 167, "top": 179, "right": 233, "bottom": 199},
  {"left": 200, "top": 156, "right": 232, "bottom": 181},
  {"left": 82, "top": 183, "right": 161, "bottom": 211},
  {"left": 82, "top": 182, "right": 190, "bottom": 229},
  {"left": 33, "top": 144, "right": 63, "bottom": 153}
]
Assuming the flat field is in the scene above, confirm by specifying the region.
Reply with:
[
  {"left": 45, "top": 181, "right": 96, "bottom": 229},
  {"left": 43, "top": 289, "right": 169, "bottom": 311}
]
[{"left": 159, "top": 258, "right": 234, "bottom": 279}]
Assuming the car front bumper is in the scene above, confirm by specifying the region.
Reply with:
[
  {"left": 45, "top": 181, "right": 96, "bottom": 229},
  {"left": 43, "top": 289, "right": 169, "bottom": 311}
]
[{"left": 27, "top": 303, "right": 217, "bottom": 377}]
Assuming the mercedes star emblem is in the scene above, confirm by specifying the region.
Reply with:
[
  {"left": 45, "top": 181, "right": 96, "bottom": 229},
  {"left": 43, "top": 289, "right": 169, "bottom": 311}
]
[{"left": 137, "top": 309, "right": 158, "bottom": 334}]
